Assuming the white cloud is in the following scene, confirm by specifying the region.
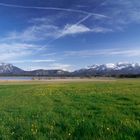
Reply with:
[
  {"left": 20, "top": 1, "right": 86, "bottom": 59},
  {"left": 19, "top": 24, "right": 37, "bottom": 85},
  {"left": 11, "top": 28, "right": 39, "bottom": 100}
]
[
  {"left": 1, "top": 23, "right": 112, "bottom": 43},
  {"left": 0, "top": 43, "right": 41, "bottom": 61},
  {"left": 60, "top": 25, "right": 112, "bottom": 37},
  {"left": 27, "top": 63, "right": 72, "bottom": 71},
  {"left": 50, "top": 63, "right": 72, "bottom": 71},
  {"left": 8, "top": 59, "right": 56, "bottom": 63},
  {"left": 92, "top": 27, "right": 113, "bottom": 33},
  {"left": 102, "top": 0, "right": 140, "bottom": 25},
  {"left": 61, "top": 24, "right": 91, "bottom": 36},
  {"left": 64, "top": 48, "right": 140, "bottom": 57},
  {"left": 1, "top": 24, "right": 59, "bottom": 42}
]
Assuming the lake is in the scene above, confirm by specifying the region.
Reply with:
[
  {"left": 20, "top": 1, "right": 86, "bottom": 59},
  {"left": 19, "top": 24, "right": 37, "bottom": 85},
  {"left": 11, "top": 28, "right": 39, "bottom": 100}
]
[{"left": 0, "top": 76, "right": 33, "bottom": 81}]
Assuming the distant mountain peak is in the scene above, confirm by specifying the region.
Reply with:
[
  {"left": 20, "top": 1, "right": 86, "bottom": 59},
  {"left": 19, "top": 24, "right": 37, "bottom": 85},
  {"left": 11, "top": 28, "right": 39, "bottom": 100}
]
[{"left": 0, "top": 63, "right": 23, "bottom": 74}]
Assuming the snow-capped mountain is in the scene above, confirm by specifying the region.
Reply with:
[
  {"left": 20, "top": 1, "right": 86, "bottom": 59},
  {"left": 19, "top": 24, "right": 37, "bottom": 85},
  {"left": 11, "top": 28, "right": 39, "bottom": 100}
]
[
  {"left": 90, "top": 62, "right": 140, "bottom": 71},
  {"left": 72, "top": 62, "right": 140, "bottom": 76},
  {"left": 0, "top": 63, "right": 24, "bottom": 74},
  {"left": 92, "top": 62, "right": 139, "bottom": 70}
]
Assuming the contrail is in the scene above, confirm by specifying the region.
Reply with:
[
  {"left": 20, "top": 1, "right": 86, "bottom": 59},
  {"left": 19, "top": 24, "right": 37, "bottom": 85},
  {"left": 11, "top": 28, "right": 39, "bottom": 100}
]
[
  {"left": 75, "top": 14, "right": 92, "bottom": 25},
  {"left": 0, "top": 2, "right": 108, "bottom": 48},
  {"left": 35, "top": 14, "right": 92, "bottom": 52},
  {"left": 42, "top": 14, "right": 92, "bottom": 46},
  {"left": 0, "top": 2, "right": 107, "bottom": 18}
]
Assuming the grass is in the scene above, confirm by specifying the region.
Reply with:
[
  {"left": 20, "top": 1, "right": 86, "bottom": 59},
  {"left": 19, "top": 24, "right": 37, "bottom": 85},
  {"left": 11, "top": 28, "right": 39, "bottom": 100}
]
[{"left": 0, "top": 80, "right": 140, "bottom": 140}]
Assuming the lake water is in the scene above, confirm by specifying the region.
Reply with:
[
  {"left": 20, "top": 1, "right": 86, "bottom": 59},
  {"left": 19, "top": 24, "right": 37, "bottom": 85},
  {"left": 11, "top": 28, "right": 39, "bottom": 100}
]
[{"left": 0, "top": 76, "right": 33, "bottom": 81}]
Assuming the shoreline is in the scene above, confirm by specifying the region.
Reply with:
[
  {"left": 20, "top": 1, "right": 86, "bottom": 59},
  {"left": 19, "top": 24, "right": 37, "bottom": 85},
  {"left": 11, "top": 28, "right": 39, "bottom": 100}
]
[{"left": 0, "top": 77, "right": 116, "bottom": 84}]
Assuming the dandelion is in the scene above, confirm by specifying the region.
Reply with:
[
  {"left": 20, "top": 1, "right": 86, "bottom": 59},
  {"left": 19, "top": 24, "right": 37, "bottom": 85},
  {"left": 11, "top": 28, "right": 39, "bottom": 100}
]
[
  {"left": 107, "top": 127, "right": 110, "bottom": 130},
  {"left": 31, "top": 123, "right": 38, "bottom": 135},
  {"left": 68, "top": 133, "right": 71, "bottom": 136}
]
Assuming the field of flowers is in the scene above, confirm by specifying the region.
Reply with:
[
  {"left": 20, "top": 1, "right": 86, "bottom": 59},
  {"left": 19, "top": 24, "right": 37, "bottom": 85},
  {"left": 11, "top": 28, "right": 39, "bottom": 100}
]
[{"left": 0, "top": 80, "right": 140, "bottom": 139}]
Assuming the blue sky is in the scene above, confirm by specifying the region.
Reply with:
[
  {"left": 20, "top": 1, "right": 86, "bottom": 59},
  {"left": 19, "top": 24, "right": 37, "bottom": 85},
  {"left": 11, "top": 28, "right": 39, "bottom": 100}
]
[{"left": 0, "top": 0, "right": 140, "bottom": 71}]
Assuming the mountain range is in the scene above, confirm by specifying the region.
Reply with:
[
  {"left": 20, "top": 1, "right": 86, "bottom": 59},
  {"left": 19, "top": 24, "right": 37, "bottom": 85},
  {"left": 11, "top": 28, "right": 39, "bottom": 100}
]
[
  {"left": 0, "top": 62, "right": 140, "bottom": 77},
  {"left": 0, "top": 63, "right": 69, "bottom": 76},
  {"left": 73, "top": 62, "right": 140, "bottom": 77}
]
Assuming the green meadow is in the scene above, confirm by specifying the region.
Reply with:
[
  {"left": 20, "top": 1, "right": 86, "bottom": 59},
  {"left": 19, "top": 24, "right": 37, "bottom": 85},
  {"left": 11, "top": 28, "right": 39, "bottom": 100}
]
[{"left": 0, "top": 80, "right": 140, "bottom": 140}]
